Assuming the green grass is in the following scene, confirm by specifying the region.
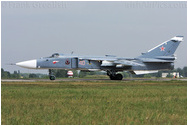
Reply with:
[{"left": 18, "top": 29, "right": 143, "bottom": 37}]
[{"left": 1, "top": 80, "right": 187, "bottom": 125}]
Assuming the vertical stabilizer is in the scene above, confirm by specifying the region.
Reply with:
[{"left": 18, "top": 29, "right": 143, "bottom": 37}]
[{"left": 139, "top": 36, "right": 183, "bottom": 58}]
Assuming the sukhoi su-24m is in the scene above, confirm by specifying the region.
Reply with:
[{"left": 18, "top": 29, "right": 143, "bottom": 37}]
[{"left": 16, "top": 36, "right": 183, "bottom": 80}]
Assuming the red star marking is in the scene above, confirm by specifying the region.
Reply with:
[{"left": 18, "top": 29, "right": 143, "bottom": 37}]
[{"left": 160, "top": 46, "right": 165, "bottom": 51}]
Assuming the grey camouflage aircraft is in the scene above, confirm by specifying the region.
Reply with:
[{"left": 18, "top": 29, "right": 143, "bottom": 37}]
[{"left": 16, "top": 36, "right": 183, "bottom": 80}]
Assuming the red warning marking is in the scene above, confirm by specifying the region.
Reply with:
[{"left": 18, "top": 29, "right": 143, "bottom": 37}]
[{"left": 79, "top": 61, "right": 85, "bottom": 65}]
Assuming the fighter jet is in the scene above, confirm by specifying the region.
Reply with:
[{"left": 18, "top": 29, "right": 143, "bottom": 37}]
[{"left": 16, "top": 36, "right": 183, "bottom": 80}]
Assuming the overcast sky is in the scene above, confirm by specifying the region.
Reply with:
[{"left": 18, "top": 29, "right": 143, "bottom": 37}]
[{"left": 1, "top": 1, "right": 187, "bottom": 74}]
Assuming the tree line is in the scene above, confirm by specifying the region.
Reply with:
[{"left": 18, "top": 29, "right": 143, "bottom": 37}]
[
  {"left": 1, "top": 66, "right": 187, "bottom": 79},
  {"left": 1, "top": 68, "right": 105, "bottom": 79}
]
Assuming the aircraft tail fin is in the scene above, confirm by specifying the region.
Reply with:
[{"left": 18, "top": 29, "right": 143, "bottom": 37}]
[{"left": 139, "top": 36, "right": 183, "bottom": 58}]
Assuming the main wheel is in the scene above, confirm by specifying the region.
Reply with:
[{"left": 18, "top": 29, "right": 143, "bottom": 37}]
[
  {"left": 109, "top": 74, "right": 123, "bottom": 80},
  {"left": 116, "top": 74, "right": 123, "bottom": 80},
  {"left": 110, "top": 75, "right": 115, "bottom": 80},
  {"left": 49, "top": 75, "right": 56, "bottom": 80}
]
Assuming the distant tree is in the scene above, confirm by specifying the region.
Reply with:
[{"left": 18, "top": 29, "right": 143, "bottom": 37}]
[
  {"left": 156, "top": 71, "right": 162, "bottom": 77},
  {"left": 1, "top": 68, "right": 11, "bottom": 78},
  {"left": 79, "top": 71, "right": 87, "bottom": 78},
  {"left": 176, "top": 68, "right": 183, "bottom": 76},
  {"left": 144, "top": 74, "right": 151, "bottom": 78},
  {"left": 1, "top": 68, "right": 4, "bottom": 74},
  {"left": 72, "top": 70, "right": 79, "bottom": 77},
  {"left": 54, "top": 70, "right": 68, "bottom": 78},
  {"left": 2, "top": 68, "right": 11, "bottom": 78},
  {"left": 166, "top": 73, "right": 174, "bottom": 78},
  {"left": 88, "top": 71, "right": 96, "bottom": 75},
  {"left": 11, "top": 71, "right": 20, "bottom": 78},
  {"left": 183, "top": 67, "right": 187, "bottom": 77},
  {"left": 95, "top": 71, "right": 106, "bottom": 75},
  {"left": 20, "top": 73, "right": 30, "bottom": 78},
  {"left": 29, "top": 74, "right": 37, "bottom": 78},
  {"left": 123, "top": 72, "right": 130, "bottom": 78},
  {"left": 1, "top": 68, "right": 5, "bottom": 78}
]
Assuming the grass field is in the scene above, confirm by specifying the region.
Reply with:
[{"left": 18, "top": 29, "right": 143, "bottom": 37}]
[{"left": 1, "top": 80, "right": 187, "bottom": 125}]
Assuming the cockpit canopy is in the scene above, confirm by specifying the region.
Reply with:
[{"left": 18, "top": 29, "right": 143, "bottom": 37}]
[
  {"left": 41, "top": 53, "right": 64, "bottom": 59},
  {"left": 51, "top": 53, "right": 60, "bottom": 58}
]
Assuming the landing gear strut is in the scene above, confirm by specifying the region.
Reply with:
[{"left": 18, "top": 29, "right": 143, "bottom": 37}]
[
  {"left": 49, "top": 69, "right": 56, "bottom": 80},
  {"left": 107, "top": 70, "right": 123, "bottom": 80}
]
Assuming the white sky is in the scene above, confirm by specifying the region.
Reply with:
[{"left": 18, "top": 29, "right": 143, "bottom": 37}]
[{"left": 1, "top": 1, "right": 187, "bottom": 74}]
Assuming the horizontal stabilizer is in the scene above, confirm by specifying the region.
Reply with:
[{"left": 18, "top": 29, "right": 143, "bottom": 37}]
[
  {"left": 141, "top": 58, "right": 174, "bottom": 63},
  {"left": 133, "top": 70, "right": 158, "bottom": 75}
]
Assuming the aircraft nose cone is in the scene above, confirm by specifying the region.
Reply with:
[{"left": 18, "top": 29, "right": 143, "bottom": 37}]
[{"left": 16, "top": 59, "right": 37, "bottom": 69}]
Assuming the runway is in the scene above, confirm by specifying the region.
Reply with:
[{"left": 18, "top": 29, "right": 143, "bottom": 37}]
[{"left": 1, "top": 78, "right": 187, "bottom": 82}]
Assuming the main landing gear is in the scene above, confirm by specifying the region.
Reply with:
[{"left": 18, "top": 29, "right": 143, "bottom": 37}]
[
  {"left": 49, "top": 69, "right": 56, "bottom": 80},
  {"left": 107, "top": 70, "right": 123, "bottom": 80}
]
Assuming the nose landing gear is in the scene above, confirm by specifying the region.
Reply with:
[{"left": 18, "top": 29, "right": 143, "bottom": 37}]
[
  {"left": 107, "top": 70, "right": 123, "bottom": 80},
  {"left": 49, "top": 69, "right": 56, "bottom": 80}
]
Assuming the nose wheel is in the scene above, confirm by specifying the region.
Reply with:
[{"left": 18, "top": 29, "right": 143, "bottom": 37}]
[
  {"left": 107, "top": 70, "right": 123, "bottom": 80},
  {"left": 49, "top": 75, "right": 56, "bottom": 80},
  {"left": 49, "top": 69, "right": 56, "bottom": 80}
]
